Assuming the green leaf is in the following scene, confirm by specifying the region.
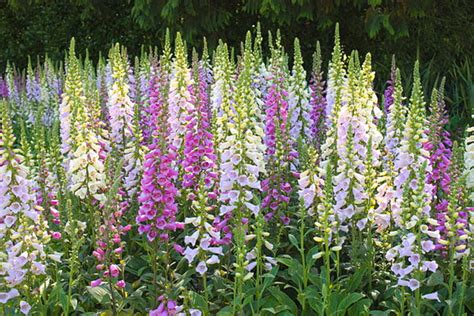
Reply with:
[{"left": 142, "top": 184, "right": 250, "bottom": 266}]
[
  {"left": 58, "top": 287, "right": 69, "bottom": 311},
  {"left": 348, "top": 298, "right": 372, "bottom": 315},
  {"left": 47, "top": 283, "right": 68, "bottom": 312},
  {"left": 261, "top": 307, "right": 278, "bottom": 314},
  {"left": 288, "top": 234, "right": 299, "bottom": 250},
  {"left": 70, "top": 298, "right": 78, "bottom": 311},
  {"left": 190, "top": 291, "right": 209, "bottom": 313},
  {"left": 368, "top": 0, "right": 382, "bottom": 6},
  {"left": 262, "top": 266, "right": 278, "bottom": 290},
  {"left": 277, "top": 255, "right": 304, "bottom": 287},
  {"left": 345, "top": 268, "right": 366, "bottom": 292},
  {"left": 426, "top": 271, "right": 444, "bottom": 286},
  {"left": 268, "top": 286, "right": 298, "bottom": 315},
  {"left": 86, "top": 286, "right": 111, "bottom": 304},
  {"left": 382, "top": 14, "right": 395, "bottom": 35},
  {"left": 306, "top": 288, "right": 324, "bottom": 314},
  {"left": 336, "top": 293, "right": 365, "bottom": 314},
  {"left": 465, "top": 285, "right": 474, "bottom": 312},
  {"left": 243, "top": 287, "right": 257, "bottom": 308},
  {"left": 217, "top": 306, "right": 233, "bottom": 316},
  {"left": 306, "top": 245, "right": 319, "bottom": 267},
  {"left": 365, "top": 10, "right": 384, "bottom": 38}
]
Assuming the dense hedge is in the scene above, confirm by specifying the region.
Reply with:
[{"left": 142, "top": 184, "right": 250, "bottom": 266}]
[{"left": 1, "top": 0, "right": 473, "bottom": 129}]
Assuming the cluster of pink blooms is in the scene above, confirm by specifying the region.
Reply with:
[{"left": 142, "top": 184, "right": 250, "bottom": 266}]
[
  {"left": 262, "top": 69, "right": 294, "bottom": 224},
  {"left": 136, "top": 69, "right": 183, "bottom": 242},
  {"left": 91, "top": 201, "right": 131, "bottom": 288},
  {"left": 182, "top": 66, "right": 218, "bottom": 193}
]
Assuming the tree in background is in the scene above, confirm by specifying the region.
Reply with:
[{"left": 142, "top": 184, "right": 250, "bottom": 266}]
[{"left": 1, "top": 0, "right": 473, "bottom": 130}]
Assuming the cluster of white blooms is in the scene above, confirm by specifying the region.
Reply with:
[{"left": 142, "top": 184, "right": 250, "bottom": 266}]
[
  {"left": 62, "top": 40, "right": 106, "bottom": 202},
  {"left": 0, "top": 102, "right": 50, "bottom": 313}
]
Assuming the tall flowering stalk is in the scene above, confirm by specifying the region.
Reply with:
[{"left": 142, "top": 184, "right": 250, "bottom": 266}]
[
  {"left": 32, "top": 106, "right": 62, "bottom": 239},
  {"left": 217, "top": 33, "right": 267, "bottom": 314},
  {"left": 332, "top": 53, "right": 383, "bottom": 232},
  {"left": 0, "top": 101, "right": 50, "bottom": 314},
  {"left": 65, "top": 43, "right": 107, "bottom": 204},
  {"left": 424, "top": 84, "right": 452, "bottom": 199},
  {"left": 136, "top": 65, "right": 183, "bottom": 308},
  {"left": 39, "top": 59, "right": 60, "bottom": 127},
  {"left": 25, "top": 58, "right": 41, "bottom": 104},
  {"left": 25, "top": 57, "right": 40, "bottom": 124},
  {"left": 4, "top": 63, "right": 24, "bottom": 119},
  {"left": 250, "top": 23, "right": 268, "bottom": 123},
  {"left": 297, "top": 147, "right": 323, "bottom": 312},
  {"left": 320, "top": 24, "right": 346, "bottom": 173},
  {"left": 168, "top": 33, "right": 194, "bottom": 177},
  {"left": 180, "top": 54, "right": 222, "bottom": 312},
  {"left": 61, "top": 41, "right": 108, "bottom": 257},
  {"left": 423, "top": 85, "right": 454, "bottom": 263},
  {"left": 373, "top": 68, "right": 407, "bottom": 232},
  {"left": 181, "top": 53, "right": 217, "bottom": 194},
  {"left": 107, "top": 44, "right": 135, "bottom": 152},
  {"left": 59, "top": 39, "right": 79, "bottom": 160},
  {"left": 210, "top": 40, "right": 235, "bottom": 249},
  {"left": 91, "top": 159, "right": 131, "bottom": 314},
  {"left": 288, "top": 38, "right": 311, "bottom": 145},
  {"left": 383, "top": 56, "right": 397, "bottom": 115},
  {"left": 311, "top": 160, "right": 340, "bottom": 312},
  {"left": 262, "top": 40, "right": 294, "bottom": 225},
  {"left": 107, "top": 45, "right": 144, "bottom": 216},
  {"left": 385, "top": 68, "right": 406, "bottom": 157},
  {"left": 386, "top": 62, "right": 438, "bottom": 313},
  {"left": 123, "top": 107, "right": 144, "bottom": 201},
  {"left": 309, "top": 41, "right": 327, "bottom": 151},
  {"left": 137, "top": 52, "right": 153, "bottom": 145},
  {"left": 438, "top": 142, "right": 471, "bottom": 313},
  {"left": 466, "top": 115, "right": 474, "bottom": 201},
  {"left": 211, "top": 42, "right": 234, "bottom": 147},
  {"left": 317, "top": 24, "right": 346, "bottom": 279},
  {"left": 327, "top": 53, "right": 384, "bottom": 293}
]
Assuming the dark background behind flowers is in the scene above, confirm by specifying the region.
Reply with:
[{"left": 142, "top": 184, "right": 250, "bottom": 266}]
[{"left": 1, "top": 0, "right": 473, "bottom": 131}]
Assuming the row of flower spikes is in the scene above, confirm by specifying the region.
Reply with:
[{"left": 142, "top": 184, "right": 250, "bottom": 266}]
[{"left": 0, "top": 24, "right": 473, "bottom": 314}]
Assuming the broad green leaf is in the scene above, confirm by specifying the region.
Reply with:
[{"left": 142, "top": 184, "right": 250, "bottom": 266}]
[
  {"left": 86, "top": 286, "right": 111, "bottom": 304},
  {"left": 190, "top": 291, "right": 209, "bottom": 313},
  {"left": 347, "top": 298, "right": 372, "bottom": 315},
  {"left": 346, "top": 269, "right": 366, "bottom": 292},
  {"left": 217, "top": 306, "right": 233, "bottom": 316},
  {"left": 288, "top": 234, "right": 299, "bottom": 250},
  {"left": 268, "top": 286, "right": 298, "bottom": 315},
  {"left": 426, "top": 271, "right": 444, "bottom": 287},
  {"left": 337, "top": 293, "right": 365, "bottom": 313}
]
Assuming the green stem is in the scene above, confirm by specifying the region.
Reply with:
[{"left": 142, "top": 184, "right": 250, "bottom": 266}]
[
  {"left": 400, "top": 287, "right": 405, "bottom": 316},
  {"left": 255, "top": 213, "right": 264, "bottom": 312},
  {"left": 323, "top": 229, "right": 331, "bottom": 315},
  {"left": 458, "top": 255, "right": 469, "bottom": 315},
  {"left": 203, "top": 274, "right": 209, "bottom": 316},
  {"left": 447, "top": 246, "right": 455, "bottom": 316},
  {"left": 367, "top": 227, "right": 373, "bottom": 292},
  {"left": 149, "top": 239, "right": 158, "bottom": 308},
  {"left": 108, "top": 274, "right": 118, "bottom": 315},
  {"left": 66, "top": 265, "right": 74, "bottom": 315},
  {"left": 415, "top": 286, "right": 421, "bottom": 316},
  {"left": 299, "top": 207, "right": 308, "bottom": 312}
]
